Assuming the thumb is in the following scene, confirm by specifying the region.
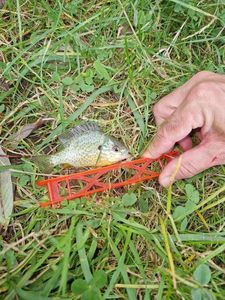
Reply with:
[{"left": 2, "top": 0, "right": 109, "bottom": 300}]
[{"left": 159, "top": 140, "right": 222, "bottom": 187}]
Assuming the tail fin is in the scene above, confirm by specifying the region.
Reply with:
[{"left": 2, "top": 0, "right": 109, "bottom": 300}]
[{"left": 32, "top": 155, "right": 54, "bottom": 173}]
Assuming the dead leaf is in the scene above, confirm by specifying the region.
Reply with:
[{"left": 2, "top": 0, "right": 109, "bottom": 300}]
[
  {"left": 9, "top": 117, "right": 54, "bottom": 149},
  {"left": 0, "top": 78, "right": 10, "bottom": 91},
  {"left": 0, "top": 0, "right": 5, "bottom": 8},
  {"left": 0, "top": 146, "right": 13, "bottom": 225}
]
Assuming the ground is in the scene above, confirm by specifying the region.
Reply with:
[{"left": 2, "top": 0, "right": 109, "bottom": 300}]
[{"left": 0, "top": 0, "right": 225, "bottom": 299}]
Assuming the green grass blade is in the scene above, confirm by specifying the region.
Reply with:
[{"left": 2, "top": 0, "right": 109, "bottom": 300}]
[
  {"left": 59, "top": 216, "right": 77, "bottom": 295},
  {"left": 76, "top": 223, "right": 93, "bottom": 283},
  {"left": 37, "top": 85, "right": 112, "bottom": 150}
]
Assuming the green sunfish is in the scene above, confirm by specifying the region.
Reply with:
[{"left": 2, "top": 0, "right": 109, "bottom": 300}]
[{"left": 34, "top": 122, "right": 130, "bottom": 172}]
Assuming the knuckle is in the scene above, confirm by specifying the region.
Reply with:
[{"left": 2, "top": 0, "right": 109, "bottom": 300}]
[
  {"left": 178, "top": 161, "right": 197, "bottom": 178},
  {"left": 156, "top": 127, "right": 166, "bottom": 140},
  {"left": 153, "top": 102, "right": 161, "bottom": 117},
  {"left": 190, "top": 81, "right": 217, "bottom": 100},
  {"left": 193, "top": 70, "right": 215, "bottom": 80},
  {"left": 164, "top": 117, "right": 180, "bottom": 133},
  {"left": 157, "top": 119, "right": 179, "bottom": 140}
]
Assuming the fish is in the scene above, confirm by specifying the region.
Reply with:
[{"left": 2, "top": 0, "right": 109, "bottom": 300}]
[{"left": 33, "top": 122, "right": 130, "bottom": 172}]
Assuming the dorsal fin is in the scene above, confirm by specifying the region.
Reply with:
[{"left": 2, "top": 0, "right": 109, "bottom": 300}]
[{"left": 58, "top": 121, "right": 101, "bottom": 146}]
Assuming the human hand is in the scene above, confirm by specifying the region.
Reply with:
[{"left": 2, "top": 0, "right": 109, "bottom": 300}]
[{"left": 143, "top": 71, "right": 225, "bottom": 187}]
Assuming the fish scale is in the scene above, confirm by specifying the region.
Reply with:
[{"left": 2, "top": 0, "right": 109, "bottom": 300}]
[{"left": 51, "top": 131, "right": 106, "bottom": 167}]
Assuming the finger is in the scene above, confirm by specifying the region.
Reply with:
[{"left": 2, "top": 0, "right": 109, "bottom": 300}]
[
  {"left": 143, "top": 102, "right": 203, "bottom": 158},
  {"left": 153, "top": 71, "right": 216, "bottom": 125},
  {"left": 158, "top": 140, "right": 222, "bottom": 187},
  {"left": 154, "top": 104, "right": 177, "bottom": 126},
  {"left": 178, "top": 136, "right": 193, "bottom": 151}
]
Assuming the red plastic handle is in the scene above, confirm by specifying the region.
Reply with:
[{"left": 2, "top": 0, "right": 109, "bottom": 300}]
[{"left": 37, "top": 150, "right": 179, "bottom": 207}]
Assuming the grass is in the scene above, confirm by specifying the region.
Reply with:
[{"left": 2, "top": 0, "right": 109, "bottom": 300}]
[{"left": 0, "top": 0, "right": 225, "bottom": 299}]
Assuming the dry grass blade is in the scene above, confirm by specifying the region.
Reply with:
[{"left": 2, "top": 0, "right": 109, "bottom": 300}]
[
  {"left": 160, "top": 217, "right": 177, "bottom": 289},
  {"left": 0, "top": 146, "right": 13, "bottom": 225}
]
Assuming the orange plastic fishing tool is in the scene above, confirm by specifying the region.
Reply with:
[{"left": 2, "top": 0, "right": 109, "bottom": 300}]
[{"left": 37, "top": 150, "right": 179, "bottom": 207}]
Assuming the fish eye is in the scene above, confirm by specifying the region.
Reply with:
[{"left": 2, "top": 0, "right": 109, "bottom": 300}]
[{"left": 113, "top": 146, "right": 119, "bottom": 152}]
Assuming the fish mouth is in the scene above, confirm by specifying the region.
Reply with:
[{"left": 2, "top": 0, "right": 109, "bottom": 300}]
[{"left": 121, "top": 153, "right": 133, "bottom": 162}]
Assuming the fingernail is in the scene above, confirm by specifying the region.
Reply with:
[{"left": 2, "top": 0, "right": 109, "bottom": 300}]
[
  {"left": 142, "top": 147, "right": 158, "bottom": 159},
  {"left": 159, "top": 175, "right": 173, "bottom": 187}
]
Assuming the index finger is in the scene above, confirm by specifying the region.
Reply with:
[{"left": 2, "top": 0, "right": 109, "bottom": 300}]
[{"left": 143, "top": 101, "right": 204, "bottom": 158}]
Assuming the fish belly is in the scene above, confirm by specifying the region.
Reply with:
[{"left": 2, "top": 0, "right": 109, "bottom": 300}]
[{"left": 50, "top": 147, "right": 99, "bottom": 168}]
